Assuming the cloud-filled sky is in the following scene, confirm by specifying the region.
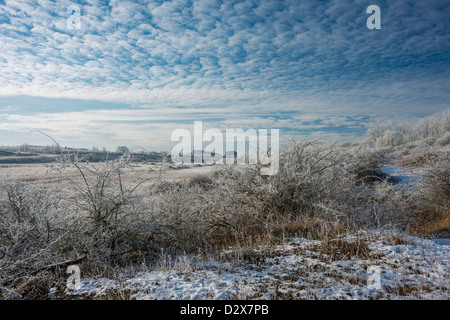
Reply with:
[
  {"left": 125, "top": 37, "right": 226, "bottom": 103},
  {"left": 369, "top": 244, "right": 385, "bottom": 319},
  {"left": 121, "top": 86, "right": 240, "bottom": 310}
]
[{"left": 0, "top": 0, "right": 449, "bottom": 151}]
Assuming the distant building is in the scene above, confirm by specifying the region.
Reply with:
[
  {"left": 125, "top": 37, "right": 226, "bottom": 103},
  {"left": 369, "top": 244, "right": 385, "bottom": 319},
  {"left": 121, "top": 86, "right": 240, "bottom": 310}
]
[{"left": 116, "top": 146, "right": 129, "bottom": 153}]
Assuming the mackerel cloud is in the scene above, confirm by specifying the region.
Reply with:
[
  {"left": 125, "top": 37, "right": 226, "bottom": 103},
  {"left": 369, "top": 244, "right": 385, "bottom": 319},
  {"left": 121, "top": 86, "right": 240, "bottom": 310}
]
[{"left": 0, "top": 0, "right": 449, "bottom": 148}]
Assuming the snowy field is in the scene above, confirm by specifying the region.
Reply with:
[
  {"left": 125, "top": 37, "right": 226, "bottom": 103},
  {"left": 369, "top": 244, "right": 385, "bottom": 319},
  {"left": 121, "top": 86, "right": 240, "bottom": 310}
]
[{"left": 66, "top": 232, "right": 449, "bottom": 300}]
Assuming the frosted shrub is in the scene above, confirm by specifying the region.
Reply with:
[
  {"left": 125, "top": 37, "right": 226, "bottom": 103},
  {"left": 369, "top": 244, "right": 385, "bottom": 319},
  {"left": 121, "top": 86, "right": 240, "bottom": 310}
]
[
  {"left": 365, "top": 181, "right": 414, "bottom": 229},
  {"left": 433, "top": 131, "right": 450, "bottom": 147},
  {"left": 419, "top": 109, "right": 450, "bottom": 139},
  {"left": 53, "top": 152, "right": 162, "bottom": 265},
  {"left": 346, "top": 145, "right": 389, "bottom": 185},
  {"left": 210, "top": 140, "right": 364, "bottom": 235},
  {"left": 365, "top": 109, "right": 450, "bottom": 147},
  {"left": 412, "top": 151, "right": 450, "bottom": 230},
  {"left": 152, "top": 173, "right": 266, "bottom": 250},
  {"left": 0, "top": 180, "right": 71, "bottom": 299}
]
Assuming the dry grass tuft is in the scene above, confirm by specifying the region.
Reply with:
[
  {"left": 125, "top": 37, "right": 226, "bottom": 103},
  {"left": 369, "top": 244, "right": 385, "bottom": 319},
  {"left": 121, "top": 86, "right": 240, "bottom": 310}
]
[{"left": 318, "top": 237, "right": 374, "bottom": 261}]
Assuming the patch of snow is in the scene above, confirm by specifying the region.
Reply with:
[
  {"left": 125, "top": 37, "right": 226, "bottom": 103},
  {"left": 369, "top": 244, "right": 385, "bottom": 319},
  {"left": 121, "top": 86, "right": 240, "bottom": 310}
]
[
  {"left": 65, "top": 232, "right": 450, "bottom": 300},
  {"left": 380, "top": 166, "right": 418, "bottom": 185},
  {"left": 66, "top": 278, "right": 118, "bottom": 297},
  {"left": 432, "top": 238, "right": 450, "bottom": 246}
]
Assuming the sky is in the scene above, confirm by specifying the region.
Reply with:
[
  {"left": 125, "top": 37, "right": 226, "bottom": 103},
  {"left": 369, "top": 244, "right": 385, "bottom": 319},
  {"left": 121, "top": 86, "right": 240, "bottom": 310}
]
[{"left": 0, "top": 0, "right": 449, "bottom": 151}]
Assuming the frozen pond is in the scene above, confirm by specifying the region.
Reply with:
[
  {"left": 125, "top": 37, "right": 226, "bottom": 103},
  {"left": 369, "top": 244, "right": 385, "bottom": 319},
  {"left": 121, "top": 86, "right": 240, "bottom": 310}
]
[{"left": 380, "top": 166, "right": 418, "bottom": 185}]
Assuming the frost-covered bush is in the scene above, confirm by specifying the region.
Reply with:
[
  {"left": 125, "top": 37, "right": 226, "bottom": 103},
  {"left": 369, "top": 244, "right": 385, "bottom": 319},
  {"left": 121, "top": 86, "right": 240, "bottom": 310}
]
[
  {"left": 359, "top": 181, "right": 415, "bottom": 229},
  {"left": 412, "top": 152, "right": 450, "bottom": 231},
  {"left": 419, "top": 109, "right": 450, "bottom": 139},
  {"left": 148, "top": 139, "right": 356, "bottom": 249},
  {"left": 235, "top": 140, "right": 347, "bottom": 220},
  {"left": 151, "top": 170, "right": 268, "bottom": 250},
  {"left": 366, "top": 109, "right": 450, "bottom": 147},
  {"left": 0, "top": 179, "right": 71, "bottom": 299},
  {"left": 433, "top": 131, "right": 450, "bottom": 147},
  {"left": 52, "top": 152, "right": 165, "bottom": 265},
  {"left": 346, "top": 145, "right": 390, "bottom": 185},
  {"left": 152, "top": 139, "right": 415, "bottom": 247},
  {"left": 0, "top": 151, "right": 164, "bottom": 299}
]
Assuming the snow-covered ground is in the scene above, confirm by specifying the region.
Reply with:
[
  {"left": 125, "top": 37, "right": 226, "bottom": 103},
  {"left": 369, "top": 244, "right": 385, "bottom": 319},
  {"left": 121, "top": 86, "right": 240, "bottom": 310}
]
[
  {"left": 380, "top": 166, "right": 419, "bottom": 186},
  {"left": 65, "top": 232, "right": 449, "bottom": 300}
]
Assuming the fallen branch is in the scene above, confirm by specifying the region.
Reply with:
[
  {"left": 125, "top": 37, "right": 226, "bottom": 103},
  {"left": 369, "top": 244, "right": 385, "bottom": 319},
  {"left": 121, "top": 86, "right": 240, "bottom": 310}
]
[
  {"left": 0, "top": 248, "right": 19, "bottom": 261},
  {"left": 25, "top": 256, "right": 87, "bottom": 276}
]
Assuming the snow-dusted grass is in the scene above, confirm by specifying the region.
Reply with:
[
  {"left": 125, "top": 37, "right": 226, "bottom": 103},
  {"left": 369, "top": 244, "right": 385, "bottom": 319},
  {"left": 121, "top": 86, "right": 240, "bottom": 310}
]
[{"left": 63, "top": 231, "right": 449, "bottom": 300}]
